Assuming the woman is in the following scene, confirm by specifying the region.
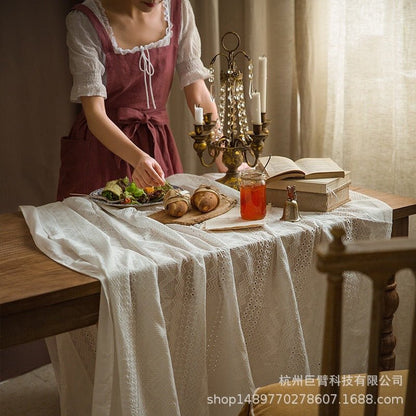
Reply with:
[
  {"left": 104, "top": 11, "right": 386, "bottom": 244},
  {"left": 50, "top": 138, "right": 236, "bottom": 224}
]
[{"left": 57, "top": 0, "right": 218, "bottom": 200}]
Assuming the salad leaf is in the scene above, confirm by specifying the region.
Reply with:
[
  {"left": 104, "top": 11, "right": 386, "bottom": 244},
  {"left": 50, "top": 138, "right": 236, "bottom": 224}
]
[
  {"left": 100, "top": 178, "right": 173, "bottom": 205},
  {"left": 126, "top": 182, "right": 146, "bottom": 198}
]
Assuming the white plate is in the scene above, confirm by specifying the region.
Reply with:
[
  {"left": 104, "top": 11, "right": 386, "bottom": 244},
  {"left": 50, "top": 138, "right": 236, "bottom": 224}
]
[{"left": 89, "top": 186, "right": 178, "bottom": 208}]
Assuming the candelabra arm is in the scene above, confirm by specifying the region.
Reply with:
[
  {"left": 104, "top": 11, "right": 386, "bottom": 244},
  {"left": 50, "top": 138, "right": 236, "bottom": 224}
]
[
  {"left": 245, "top": 123, "right": 268, "bottom": 168},
  {"left": 189, "top": 123, "right": 219, "bottom": 168},
  {"left": 244, "top": 148, "right": 258, "bottom": 168}
]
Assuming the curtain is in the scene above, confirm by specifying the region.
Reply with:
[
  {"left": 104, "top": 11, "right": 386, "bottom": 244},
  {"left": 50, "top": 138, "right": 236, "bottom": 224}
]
[
  {"left": 172, "top": 0, "right": 415, "bottom": 203},
  {"left": 322, "top": 0, "right": 416, "bottom": 199}
]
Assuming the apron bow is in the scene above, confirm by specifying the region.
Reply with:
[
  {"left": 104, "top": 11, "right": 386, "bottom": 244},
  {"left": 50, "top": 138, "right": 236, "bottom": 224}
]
[{"left": 112, "top": 107, "right": 169, "bottom": 171}]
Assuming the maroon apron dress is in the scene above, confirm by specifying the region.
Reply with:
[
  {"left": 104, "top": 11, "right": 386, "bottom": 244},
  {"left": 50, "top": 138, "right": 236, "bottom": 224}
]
[{"left": 57, "top": 0, "right": 183, "bottom": 200}]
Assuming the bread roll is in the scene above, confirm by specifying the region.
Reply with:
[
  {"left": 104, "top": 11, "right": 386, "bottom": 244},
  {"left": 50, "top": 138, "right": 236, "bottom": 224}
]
[
  {"left": 166, "top": 200, "right": 189, "bottom": 217},
  {"left": 191, "top": 185, "right": 220, "bottom": 213},
  {"left": 163, "top": 189, "right": 191, "bottom": 218}
]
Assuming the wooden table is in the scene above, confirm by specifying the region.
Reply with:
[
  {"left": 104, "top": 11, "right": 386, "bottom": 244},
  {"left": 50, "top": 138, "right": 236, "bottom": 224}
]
[
  {"left": 1, "top": 189, "right": 415, "bottom": 355},
  {"left": 0, "top": 212, "right": 101, "bottom": 349},
  {"left": 352, "top": 187, "right": 416, "bottom": 238}
]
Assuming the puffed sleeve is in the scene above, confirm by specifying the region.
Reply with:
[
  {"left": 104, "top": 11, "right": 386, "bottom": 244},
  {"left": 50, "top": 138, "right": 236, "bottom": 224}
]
[
  {"left": 66, "top": 10, "right": 107, "bottom": 103},
  {"left": 176, "top": 0, "right": 211, "bottom": 88}
]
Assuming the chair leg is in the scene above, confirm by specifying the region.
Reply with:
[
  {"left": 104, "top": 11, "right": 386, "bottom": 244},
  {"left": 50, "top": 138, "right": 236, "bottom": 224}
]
[{"left": 379, "top": 275, "right": 399, "bottom": 371}]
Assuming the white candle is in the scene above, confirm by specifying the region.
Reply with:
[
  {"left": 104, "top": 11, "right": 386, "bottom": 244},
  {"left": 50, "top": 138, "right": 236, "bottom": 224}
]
[
  {"left": 194, "top": 105, "right": 204, "bottom": 125},
  {"left": 251, "top": 92, "right": 262, "bottom": 125},
  {"left": 258, "top": 56, "right": 267, "bottom": 113}
]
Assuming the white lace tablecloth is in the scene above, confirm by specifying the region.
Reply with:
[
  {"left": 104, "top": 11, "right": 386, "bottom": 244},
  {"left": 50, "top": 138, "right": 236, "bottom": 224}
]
[{"left": 20, "top": 174, "right": 392, "bottom": 416}]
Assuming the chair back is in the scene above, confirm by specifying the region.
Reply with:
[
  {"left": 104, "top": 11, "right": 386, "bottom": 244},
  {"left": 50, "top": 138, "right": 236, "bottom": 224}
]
[{"left": 316, "top": 227, "right": 416, "bottom": 416}]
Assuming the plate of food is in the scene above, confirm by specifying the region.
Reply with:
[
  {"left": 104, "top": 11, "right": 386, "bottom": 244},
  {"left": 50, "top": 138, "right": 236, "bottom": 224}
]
[{"left": 89, "top": 177, "right": 175, "bottom": 207}]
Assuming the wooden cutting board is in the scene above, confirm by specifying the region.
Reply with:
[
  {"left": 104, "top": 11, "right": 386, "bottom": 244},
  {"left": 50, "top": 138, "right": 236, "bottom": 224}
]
[{"left": 148, "top": 194, "right": 237, "bottom": 225}]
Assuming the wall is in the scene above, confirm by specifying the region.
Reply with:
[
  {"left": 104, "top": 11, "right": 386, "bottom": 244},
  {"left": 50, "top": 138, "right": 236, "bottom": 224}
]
[
  {"left": 0, "top": 0, "right": 77, "bottom": 380},
  {"left": 0, "top": 0, "right": 77, "bottom": 214}
]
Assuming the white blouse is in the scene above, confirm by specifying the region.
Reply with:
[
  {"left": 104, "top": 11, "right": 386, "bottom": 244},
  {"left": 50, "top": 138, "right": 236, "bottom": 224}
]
[{"left": 66, "top": 0, "right": 210, "bottom": 103}]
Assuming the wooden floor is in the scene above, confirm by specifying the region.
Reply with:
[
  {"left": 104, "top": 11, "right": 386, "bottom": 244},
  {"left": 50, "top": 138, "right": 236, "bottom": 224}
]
[{"left": 0, "top": 365, "right": 59, "bottom": 416}]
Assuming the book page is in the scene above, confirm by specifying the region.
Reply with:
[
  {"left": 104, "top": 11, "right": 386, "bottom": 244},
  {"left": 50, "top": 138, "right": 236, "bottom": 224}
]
[
  {"left": 295, "top": 158, "right": 344, "bottom": 178},
  {"left": 259, "top": 156, "right": 304, "bottom": 179},
  {"left": 266, "top": 171, "right": 351, "bottom": 194}
]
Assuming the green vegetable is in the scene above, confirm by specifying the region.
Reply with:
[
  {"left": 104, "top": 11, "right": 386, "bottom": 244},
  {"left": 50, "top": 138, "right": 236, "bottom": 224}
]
[
  {"left": 159, "top": 182, "right": 173, "bottom": 192},
  {"left": 152, "top": 182, "right": 173, "bottom": 200},
  {"left": 100, "top": 178, "right": 172, "bottom": 204},
  {"left": 126, "top": 182, "right": 144, "bottom": 198}
]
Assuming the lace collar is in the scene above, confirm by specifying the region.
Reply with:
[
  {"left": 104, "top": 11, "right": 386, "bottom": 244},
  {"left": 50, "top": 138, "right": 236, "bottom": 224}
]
[{"left": 92, "top": 0, "right": 173, "bottom": 54}]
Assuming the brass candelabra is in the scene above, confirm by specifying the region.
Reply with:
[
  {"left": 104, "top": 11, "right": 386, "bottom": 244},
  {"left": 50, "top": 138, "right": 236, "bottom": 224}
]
[{"left": 189, "top": 32, "right": 269, "bottom": 190}]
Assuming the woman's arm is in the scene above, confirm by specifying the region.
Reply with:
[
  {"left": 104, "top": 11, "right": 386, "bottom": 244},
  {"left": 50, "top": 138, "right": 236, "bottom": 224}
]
[
  {"left": 183, "top": 79, "right": 216, "bottom": 118},
  {"left": 81, "top": 96, "right": 165, "bottom": 187}
]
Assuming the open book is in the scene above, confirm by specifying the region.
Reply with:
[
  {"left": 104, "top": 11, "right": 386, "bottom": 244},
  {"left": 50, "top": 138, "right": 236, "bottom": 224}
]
[
  {"left": 258, "top": 156, "right": 345, "bottom": 181},
  {"left": 266, "top": 171, "right": 351, "bottom": 194}
]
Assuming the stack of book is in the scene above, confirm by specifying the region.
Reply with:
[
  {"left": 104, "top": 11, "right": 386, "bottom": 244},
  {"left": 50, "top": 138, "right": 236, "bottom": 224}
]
[{"left": 258, "top": 156, "right": 351, "bottom": 212}]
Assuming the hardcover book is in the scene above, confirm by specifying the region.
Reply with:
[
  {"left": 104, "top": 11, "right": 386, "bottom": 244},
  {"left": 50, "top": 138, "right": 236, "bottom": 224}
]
[
  {"left": 266, "top": 183, "right": 350, "bottom": 212},
  {"left": 259, "top": 156, "right": 345, "bottom": 181},
  {"left": 266, "top": 171, "right": 351, "bottom": 194}
]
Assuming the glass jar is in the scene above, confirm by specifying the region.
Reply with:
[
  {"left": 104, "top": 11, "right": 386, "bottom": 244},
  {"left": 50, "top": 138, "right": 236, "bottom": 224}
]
[{"left": 240, "top": 170, "right": 266, "bottom": 220}]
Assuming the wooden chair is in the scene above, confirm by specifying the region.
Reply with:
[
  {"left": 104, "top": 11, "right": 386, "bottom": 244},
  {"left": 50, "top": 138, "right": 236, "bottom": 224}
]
[{"left": 238, "top": 227, "right": 416, "bottom": 416}]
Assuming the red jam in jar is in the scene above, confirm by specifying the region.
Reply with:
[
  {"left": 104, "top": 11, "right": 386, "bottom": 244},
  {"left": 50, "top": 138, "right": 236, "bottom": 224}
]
[{"left": 240, "top": 170, "right": 266, "bottom": 220}]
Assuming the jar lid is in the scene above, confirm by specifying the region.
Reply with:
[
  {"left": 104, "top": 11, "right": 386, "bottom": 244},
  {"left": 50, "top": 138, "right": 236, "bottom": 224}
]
[{"left": 240, "top": 169, "right": 265, "bottom": 180}]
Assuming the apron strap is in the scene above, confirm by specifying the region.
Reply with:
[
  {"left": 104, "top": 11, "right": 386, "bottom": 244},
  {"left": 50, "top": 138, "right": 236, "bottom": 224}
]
[{"left": 73, "top": 4, "right": 113, "bottom": 53}]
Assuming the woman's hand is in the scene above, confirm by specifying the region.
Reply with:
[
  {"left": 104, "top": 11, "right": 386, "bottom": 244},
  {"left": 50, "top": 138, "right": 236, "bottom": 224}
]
[
  {"left": 132, "top": 154, "right": 165, "bottom": 188},
  {"left": 81, "top": 97, "right": 166, "bottom": 188},
  {"left": 214, "top": 152, "right": 228, "bottom": 173}
]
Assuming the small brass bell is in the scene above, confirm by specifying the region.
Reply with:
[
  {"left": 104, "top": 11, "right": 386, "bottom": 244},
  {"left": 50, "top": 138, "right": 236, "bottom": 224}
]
[{"left": 280, "top": 185, "right": 301, "bottom": 222}]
